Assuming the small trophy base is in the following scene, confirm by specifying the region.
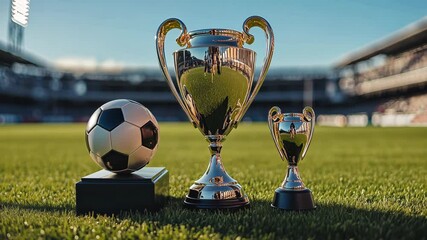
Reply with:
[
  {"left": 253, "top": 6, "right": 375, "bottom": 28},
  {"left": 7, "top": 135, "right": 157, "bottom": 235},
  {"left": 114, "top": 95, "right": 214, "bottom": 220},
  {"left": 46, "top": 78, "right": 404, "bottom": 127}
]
[
  {"left": 76, "top": 167, "right": 168, "bottom": 215},
  {"left": 271, "top": 188, "right": 315, "bottom": 211},
  {"left": 184, "top": 196, "right": 250, "bottom": 209}
]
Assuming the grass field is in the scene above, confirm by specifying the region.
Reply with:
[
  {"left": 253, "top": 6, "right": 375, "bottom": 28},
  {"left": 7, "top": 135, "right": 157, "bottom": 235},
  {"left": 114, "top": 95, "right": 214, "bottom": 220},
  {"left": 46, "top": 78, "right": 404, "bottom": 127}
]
[{"left": 0, "top": 123, "right": 426, "bottom": 239}]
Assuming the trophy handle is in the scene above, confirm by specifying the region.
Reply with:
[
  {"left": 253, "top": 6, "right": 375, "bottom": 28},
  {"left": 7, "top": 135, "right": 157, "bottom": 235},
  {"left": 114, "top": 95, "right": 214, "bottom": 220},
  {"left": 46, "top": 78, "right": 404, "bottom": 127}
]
[
  {"left": 237, "top": 16, "right": 275, "bottom": 125},
  {"left": 156, "top": 18, "right": 195, "bottom": 126},
  {"left": 302, "top": 106, "right": 315, "bottom": 159},
  {"left": 268, "top": 106, "right": 286, "bottom": 161}
]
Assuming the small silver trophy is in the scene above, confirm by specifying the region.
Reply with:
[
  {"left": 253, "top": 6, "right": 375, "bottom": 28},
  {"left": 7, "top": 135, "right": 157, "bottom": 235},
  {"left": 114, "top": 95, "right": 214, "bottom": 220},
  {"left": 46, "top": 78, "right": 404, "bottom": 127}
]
[{"left": 268, "top": 106, "right": 316, "bottom": 210}]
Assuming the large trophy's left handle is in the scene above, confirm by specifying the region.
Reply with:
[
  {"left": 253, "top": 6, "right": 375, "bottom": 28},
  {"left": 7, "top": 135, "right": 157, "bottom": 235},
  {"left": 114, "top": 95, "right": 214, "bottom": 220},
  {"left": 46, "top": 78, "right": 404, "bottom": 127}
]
[
  {"left": 237, "top": 16, "right": 275, "bottom": 124},
  {"left": 302, "top": 106, "right": 315, "bottom": 159},
  {"left": 156, "top": 18, "right": 195, "bottom": 126}
]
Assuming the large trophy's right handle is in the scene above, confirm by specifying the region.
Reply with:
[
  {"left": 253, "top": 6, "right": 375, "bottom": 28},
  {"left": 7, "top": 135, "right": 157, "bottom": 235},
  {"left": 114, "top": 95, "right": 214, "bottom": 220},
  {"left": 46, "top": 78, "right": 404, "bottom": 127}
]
[
  {"left": 237, "top": 16, "right": 275, "bottom": 124},
  {"left": 156, "top": 18, "right": 195, "bottom": 126},
  {"left": 302, "top": 106, "right": 315, "bottom": 159}
]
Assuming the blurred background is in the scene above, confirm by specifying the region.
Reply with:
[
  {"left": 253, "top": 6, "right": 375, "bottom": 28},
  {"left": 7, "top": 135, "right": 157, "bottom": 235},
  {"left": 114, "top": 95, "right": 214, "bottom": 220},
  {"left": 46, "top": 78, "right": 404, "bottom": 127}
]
[{"left": 0, "top": 0, "right": 426, "bottom": 127}]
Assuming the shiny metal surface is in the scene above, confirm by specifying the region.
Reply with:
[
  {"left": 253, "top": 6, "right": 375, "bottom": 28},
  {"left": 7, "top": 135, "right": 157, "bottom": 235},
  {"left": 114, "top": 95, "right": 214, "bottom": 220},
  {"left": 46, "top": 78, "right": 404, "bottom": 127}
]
[
  {"left": 268, "top": 106, "right": 315, "bottom": 191},
  {"left": 174, "top": 46, "right": 255, "bottom": 136},
  {"left": 156, "top": 16, "right": 274, "bottom": 208}
]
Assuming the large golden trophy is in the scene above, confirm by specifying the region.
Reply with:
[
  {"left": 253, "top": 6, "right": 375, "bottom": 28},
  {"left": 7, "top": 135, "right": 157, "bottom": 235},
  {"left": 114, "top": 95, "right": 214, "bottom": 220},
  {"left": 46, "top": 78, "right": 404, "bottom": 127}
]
[
  {"left": 156, "top": 16, "right": 274, "bottom": 209},
  {"left": 268, "top": 106, "right": 316, "bottom": 210}
]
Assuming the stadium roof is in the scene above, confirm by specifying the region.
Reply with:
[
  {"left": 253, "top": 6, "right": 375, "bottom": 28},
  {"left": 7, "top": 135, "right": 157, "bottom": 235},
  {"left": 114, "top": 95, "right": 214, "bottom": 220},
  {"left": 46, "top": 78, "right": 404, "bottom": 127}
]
[
  {"left": 335, "top": 17, "right": 427, "bottom": 68},
  {"left": 0, "top": 41, "right": 45, "bottom": 67}
]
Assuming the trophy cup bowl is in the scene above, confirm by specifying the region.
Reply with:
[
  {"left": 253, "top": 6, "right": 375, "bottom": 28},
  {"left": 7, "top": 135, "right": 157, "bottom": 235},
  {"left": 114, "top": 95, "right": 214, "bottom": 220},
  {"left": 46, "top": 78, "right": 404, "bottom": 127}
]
[
  {"left": 156, "top": 16, "right": 274, "bottom": 209},
  {"left": 268, "top": 106, "right": 316, "bottom": 210}
]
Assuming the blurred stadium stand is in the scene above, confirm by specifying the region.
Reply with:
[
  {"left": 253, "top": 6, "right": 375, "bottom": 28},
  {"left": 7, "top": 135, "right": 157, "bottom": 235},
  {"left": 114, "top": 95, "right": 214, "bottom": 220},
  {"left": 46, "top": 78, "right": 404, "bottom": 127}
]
[
  {"left": 1, "top": 17, "right": 427, "bottom": 125},
  {"left": 334, "top": 16, "right": 427, "bottom": 126},
  {"left": 0, "top": 41, "right": 340, "bottom": 123},
  {"left": 337, "top": 18, "right": 427, "bottom": 96}
]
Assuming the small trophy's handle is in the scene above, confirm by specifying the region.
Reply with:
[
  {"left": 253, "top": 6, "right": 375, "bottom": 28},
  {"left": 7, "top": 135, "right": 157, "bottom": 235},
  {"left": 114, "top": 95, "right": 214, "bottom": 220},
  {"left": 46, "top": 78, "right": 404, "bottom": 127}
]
[
  {"left": 237, "top": 16, "right": 275, "bottom": 125},
  {"left": 156, "top": 18, "right": 195, "bottom": 126},
  {"left": 302, "top": 106, "right": 315, "bottom": 159},
  {"left": 268, "top": 106, "right": 286, "bottom": 161}
]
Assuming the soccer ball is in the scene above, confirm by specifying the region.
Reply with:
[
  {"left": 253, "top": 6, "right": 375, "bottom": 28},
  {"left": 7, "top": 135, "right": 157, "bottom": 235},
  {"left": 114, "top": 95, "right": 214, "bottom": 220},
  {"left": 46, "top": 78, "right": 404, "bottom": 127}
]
[{"left": 85, "top": 99, "right": 159, "bottom": 174}]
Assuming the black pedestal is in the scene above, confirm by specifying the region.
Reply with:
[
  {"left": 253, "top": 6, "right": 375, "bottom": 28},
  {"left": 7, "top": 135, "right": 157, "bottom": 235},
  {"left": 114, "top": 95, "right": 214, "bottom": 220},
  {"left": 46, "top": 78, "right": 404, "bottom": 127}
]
[
  {"left": 271, "top": 188, "right": 315, "bottom": 211},
  {"left": 76, "top": 167, "right": 168, "bottom": 215}
]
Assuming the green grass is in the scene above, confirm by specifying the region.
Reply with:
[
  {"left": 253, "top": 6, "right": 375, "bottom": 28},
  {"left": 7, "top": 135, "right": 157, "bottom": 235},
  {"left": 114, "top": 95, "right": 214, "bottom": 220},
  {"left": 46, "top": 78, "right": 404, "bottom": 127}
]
[{"left": 0, "top": 123, "right": 426, "bottom": 239}]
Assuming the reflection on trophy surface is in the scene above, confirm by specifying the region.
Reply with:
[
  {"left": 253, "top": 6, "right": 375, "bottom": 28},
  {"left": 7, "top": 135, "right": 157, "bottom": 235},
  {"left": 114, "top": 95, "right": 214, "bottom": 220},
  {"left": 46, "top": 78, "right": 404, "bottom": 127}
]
[
  {"left": 156, "top": 16, "right": 274, "bottom": 209},
  {"left": 268, "top": 106, "right": 316, "bottom": 210}
]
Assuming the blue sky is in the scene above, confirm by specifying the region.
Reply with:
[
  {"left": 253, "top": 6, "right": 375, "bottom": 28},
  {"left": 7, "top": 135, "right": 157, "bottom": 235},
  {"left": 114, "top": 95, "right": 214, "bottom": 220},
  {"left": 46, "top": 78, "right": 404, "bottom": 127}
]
[{"left": 0, "top": 0, "right": 426, "bottom": 68}]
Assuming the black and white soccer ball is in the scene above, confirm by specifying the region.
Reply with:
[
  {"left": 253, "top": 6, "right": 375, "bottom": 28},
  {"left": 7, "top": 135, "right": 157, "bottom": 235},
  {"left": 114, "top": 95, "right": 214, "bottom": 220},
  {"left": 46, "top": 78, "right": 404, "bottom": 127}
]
[{"left": 85, "top": 99, "right": 159, "bottom": 174}]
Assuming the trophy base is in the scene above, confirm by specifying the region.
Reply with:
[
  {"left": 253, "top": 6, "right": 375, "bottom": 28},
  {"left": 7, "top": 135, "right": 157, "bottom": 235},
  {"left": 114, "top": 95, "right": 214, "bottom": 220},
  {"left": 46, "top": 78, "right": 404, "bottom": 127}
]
[
  {"left": 75, "top": 167, "right": 168, "bottom": 215},
  {"left": 271, "top": 188, "right": 315, "bottom": 211},
  {"left": 184, "top": 195, "right": 249, "bottom": 209}
]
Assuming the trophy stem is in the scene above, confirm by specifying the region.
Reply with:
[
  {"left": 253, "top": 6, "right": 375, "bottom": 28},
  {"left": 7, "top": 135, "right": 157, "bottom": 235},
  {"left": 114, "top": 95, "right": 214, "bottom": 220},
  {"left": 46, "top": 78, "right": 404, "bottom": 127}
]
[
  {"left": 197, "top": 136, "right": 238, "bottom": 185},
  {"left": 183, "top": 135, "right": 250, "bottom": 209},
  {"left": 281, "top": 165, "right": 306, "bottom": 190}
]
